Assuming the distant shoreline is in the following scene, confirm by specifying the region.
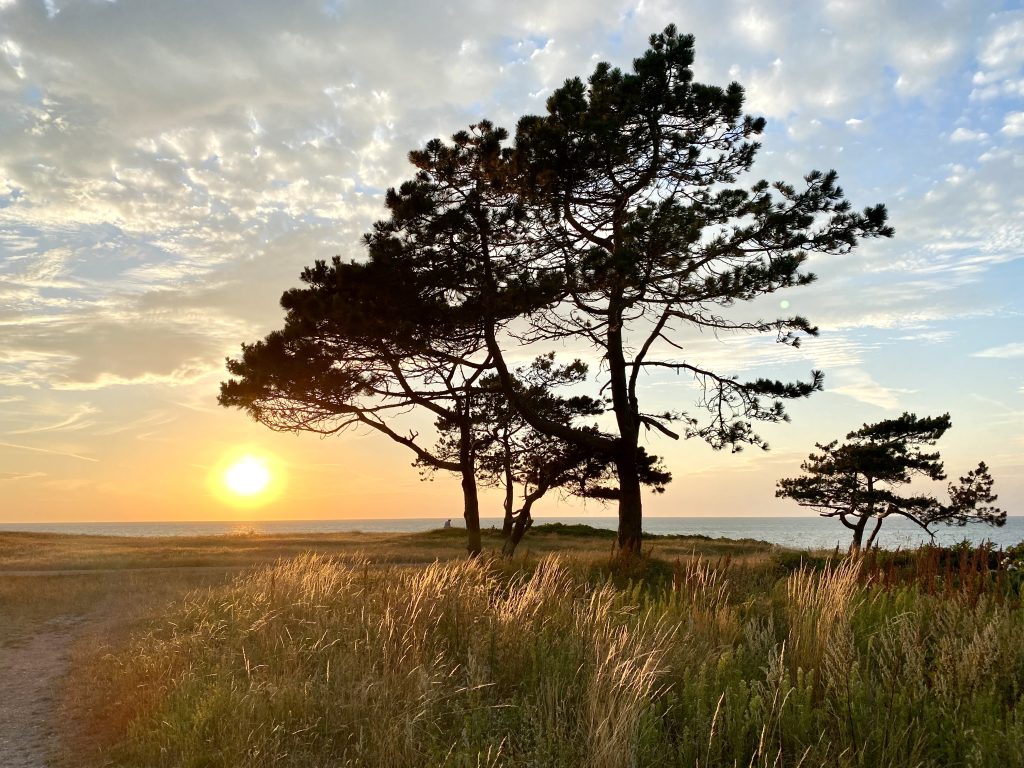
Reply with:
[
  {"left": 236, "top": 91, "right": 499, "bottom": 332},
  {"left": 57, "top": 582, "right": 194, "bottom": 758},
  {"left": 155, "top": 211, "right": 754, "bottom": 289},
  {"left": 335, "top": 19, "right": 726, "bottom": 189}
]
[{"left": 1, "top": 516, "right": 1022, "bottom": 552}]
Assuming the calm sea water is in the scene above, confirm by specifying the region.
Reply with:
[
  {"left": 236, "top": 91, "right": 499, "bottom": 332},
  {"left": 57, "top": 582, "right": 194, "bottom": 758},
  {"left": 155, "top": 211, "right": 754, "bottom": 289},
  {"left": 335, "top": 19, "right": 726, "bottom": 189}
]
[{"left": 2, "top": 516, "right": 1022, "bottom": 551}]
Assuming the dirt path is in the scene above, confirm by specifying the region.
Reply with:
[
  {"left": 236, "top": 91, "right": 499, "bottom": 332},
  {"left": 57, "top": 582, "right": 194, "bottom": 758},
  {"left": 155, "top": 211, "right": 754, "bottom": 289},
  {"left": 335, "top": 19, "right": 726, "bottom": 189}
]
[
  {"left": 0, "top": 615, "right": 86, "bottom": 768},
  {"left": 0, "top": 566, "right": 244, "bottom": 767},
  {"left": 0, "top": 564, "right": 243, "bottom": 577}
]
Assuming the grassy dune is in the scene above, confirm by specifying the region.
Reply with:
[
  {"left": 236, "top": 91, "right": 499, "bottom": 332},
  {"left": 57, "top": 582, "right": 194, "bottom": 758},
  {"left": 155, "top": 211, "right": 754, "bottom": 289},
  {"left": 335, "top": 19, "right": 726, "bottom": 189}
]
[
  {"left": 0, "top": 525, "right": 775, "bottom": 572},
  {"left": 46, "top": 536, "right": 1024, "bottom": 768}
]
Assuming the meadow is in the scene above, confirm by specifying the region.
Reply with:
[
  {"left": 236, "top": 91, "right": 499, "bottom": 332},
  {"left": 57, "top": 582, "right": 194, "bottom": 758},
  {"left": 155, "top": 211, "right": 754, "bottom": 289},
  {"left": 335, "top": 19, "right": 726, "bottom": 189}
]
[{"left": 3, "top": 527, "right": 1023, "bottom": 767}]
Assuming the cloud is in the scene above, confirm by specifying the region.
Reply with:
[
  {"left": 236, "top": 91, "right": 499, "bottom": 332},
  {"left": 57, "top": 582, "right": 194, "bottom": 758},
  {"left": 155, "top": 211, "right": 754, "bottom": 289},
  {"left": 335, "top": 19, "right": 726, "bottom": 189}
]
[
  {"left": 973, "top": 342, "right": 1024, "bottom": 359},
  {"left": 1001, "top": 111, "right": 1024, "bottom": 136},
  {"left": 895, "top": 331, "right": 954, "bottom": 344},
  {"left": 828, "top": 368, "right": 916, "bottom": 409},
  {"left": 0, "top": 0, "right": 1018, "bottom": 387},
  {"left": 950, "top": 127, "right": 988, "bottom": 142},
  {"left": 0, "top": 440, "right": 98, "bottom": 462},
  {"left": 970, "top": 10, "right": 1024, "bottom": 100},
  {"left": 7, "top": 403, "right": 97, "bottom": 434},
  {"left": 0, "top": 471, "right": 46, "bottom": 482},
  {"left": 1, "top": 309, "right": 238, "bottom": 389},
  {"left": 90, "top": 410, "right": 177, "bottom": 438}
]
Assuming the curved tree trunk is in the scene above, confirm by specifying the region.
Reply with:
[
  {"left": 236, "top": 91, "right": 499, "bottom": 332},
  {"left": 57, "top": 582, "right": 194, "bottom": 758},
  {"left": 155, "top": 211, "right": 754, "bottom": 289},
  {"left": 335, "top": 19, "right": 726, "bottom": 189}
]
[
  {"left": 502, "top": 509, "right": 534, "bottom": 557},
  {"left": 849, "top": 480, "right": 875, "bottom": 553},
  {"left": 864, "top": 515, "right": 885, "bottom": 551},
  {"left": 502, "top": 476, "right": 552, "bottom": 557}
]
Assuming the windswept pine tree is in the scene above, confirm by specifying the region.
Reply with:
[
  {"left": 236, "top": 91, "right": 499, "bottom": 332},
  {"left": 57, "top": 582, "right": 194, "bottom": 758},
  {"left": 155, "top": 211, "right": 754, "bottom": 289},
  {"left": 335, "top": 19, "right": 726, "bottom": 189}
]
[
  {"left": 222, "top": 26, "right": 893, "bottom": 554},
  {"left": 777, "top": 413, "right": 1006, "bottom": 550},
  {"left": 384, "top": 27, "right": 891, "bottom": 551}
]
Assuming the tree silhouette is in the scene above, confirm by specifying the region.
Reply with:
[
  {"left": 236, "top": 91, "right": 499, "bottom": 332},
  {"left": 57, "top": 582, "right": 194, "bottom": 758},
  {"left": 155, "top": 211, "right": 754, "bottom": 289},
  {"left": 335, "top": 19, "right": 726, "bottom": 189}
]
[
  {"left": 776, "top": 413, "right": 1006, "bottom": 550},
  {"left": 376, "top": 27, "right": 892, "bottom": 552},
  {"left": 221, "top": 25, "right": 893, "bottom": 554},
  {"left": 427, "top": 356, "right": 600, "bottom": 535},
  {"left": 219, "top": 255, "right": 493, "bottom": 555}
]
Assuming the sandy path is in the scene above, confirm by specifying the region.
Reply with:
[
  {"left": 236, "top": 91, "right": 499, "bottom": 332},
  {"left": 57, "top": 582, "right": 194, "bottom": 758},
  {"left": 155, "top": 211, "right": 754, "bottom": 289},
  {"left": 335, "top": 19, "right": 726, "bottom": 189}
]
[{"left": 0, "top": 616, "right": 85, "bottom": 768}]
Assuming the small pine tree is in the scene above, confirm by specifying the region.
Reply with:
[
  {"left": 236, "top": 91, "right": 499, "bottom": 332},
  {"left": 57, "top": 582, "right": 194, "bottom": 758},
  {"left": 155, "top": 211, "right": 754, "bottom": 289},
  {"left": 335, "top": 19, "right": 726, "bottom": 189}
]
[{"left": 777, "top": 413, "right": 1006, "bottom": 550}]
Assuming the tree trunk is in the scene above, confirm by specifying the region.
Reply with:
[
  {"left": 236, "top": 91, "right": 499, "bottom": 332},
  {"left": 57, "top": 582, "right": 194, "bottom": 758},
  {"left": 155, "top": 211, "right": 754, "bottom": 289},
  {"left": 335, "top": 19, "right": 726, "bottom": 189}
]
[
  {"left": 850, "top": 514, "right": 870, "bottom": 552},
  {"left": 501, "top": 508, "right": 514, "bottom": 538},
  {"left": 461, "top": 475, "right": 481, "bottom": 557},
  {"left": 502, "top": 477, "right": 552, "bottom": 557},
  {"left": 864, "top": 515, "right": 885, "bottom": 551},
  {"left": 849, "top": 479, "right": 874, "bottom": 553},
  {"left": 606, "top": 294, "right": 643, "bottom": 555},
  {"left": 502, "top": 509, "right": 534, "bottom": 557},
  {"left": 615, "top": 448, "right": 643, "bottom": 554},
  {"left": 501, "top": 442, "right": 514, "bottom": 539},
  {"left": 462, "top": 471, "right": 481, "bottom": 557},
  {"left": 460, "top": 420, "right": 482, "bottom": 557}
]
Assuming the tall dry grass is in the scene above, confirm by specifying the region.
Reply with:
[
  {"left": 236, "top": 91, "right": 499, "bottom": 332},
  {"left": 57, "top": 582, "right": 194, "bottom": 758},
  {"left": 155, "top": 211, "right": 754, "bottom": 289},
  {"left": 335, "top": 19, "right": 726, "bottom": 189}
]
[{"left": 70, "top": 549, "right": 1024, "bottom": 767}]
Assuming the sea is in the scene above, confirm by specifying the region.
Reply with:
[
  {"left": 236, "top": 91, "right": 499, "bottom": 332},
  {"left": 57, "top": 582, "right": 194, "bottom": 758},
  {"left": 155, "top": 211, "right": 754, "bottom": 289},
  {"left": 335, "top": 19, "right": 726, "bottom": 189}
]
[{"left": 2, "top": 516, "right": 1023, "bottom": 552}]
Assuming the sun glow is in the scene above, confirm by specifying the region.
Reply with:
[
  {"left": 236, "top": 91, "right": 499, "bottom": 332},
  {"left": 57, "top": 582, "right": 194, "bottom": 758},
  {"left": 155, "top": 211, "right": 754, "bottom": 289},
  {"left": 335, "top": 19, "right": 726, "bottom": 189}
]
[
  {"left": 210, "top": 450, "right": 285, "bottom": 508},
  {"left": 225, "top": 456, "right": 272, "bottom": 496}
]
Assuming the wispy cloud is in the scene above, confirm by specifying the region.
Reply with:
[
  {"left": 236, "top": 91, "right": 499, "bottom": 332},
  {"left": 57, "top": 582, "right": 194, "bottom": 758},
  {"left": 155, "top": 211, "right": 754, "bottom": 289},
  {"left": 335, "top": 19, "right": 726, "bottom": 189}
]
[
  {"left": 896, "top": 331, "right": 954, "bottom": 344},
  {"left": 973, "top": 342, "right": 1024, "bottom": 359},
  {"left": 828, "top": 368, "right": 916, "bottom": 410},
  {"left": 91, "top": 410, "right": 177, "bottom": 437},
  {"left": 7, "top": 404, "right": 97, "bottom": 435},
  {"left": 0, "top": 471, "right": 46, "bottom": 482},
  {"left": 0, "top": 440, "right": 99, "bottom": 462}
]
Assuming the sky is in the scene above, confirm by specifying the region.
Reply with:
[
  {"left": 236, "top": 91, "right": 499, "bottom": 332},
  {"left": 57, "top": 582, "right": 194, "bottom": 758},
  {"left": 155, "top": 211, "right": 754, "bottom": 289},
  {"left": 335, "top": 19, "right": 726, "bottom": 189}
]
[{"left": 1, "top": 0, "right": 1022, "bottom": 524}]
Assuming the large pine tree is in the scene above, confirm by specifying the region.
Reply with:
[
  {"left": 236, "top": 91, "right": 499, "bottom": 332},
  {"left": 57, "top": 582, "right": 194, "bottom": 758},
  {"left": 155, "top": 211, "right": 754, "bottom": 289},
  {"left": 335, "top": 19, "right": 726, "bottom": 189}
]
[{"left": 222, "top": 26, "right": 894, "bottom": 554}]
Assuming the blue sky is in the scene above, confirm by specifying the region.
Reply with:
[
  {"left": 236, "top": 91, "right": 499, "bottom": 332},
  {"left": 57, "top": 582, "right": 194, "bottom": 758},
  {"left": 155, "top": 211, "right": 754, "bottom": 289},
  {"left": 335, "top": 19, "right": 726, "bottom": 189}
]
[{"left": 0, "top": 0, "right": 1021, "bottom": 522}]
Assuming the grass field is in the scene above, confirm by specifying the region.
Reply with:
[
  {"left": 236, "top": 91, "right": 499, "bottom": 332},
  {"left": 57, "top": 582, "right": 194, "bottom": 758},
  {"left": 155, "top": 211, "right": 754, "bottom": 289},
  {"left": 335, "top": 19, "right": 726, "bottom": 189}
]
[
  {"left": 2, "top": 527, "right": 1022, "bottom": 767},
  {"left": 0, "top": 524, "right": 777, "bottom": 572}
]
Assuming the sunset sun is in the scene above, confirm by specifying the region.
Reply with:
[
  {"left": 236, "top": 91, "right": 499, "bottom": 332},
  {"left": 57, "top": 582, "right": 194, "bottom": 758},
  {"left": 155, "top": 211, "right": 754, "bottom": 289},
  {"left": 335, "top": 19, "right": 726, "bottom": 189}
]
[
  {"left": 224, "top": 456, "right": 272, "bottom": 497},
  {"left": 210, "top": 450, "right": 285, "bottom": 507}
]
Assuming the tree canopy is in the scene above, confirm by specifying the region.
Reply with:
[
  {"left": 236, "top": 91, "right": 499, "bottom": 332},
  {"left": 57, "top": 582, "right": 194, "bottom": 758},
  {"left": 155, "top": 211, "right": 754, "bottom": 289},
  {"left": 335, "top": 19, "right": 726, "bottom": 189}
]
[
  {"left": 219, "top": 255, "right": 495, "bottom": 554},
  {"left": 776, "top": 413, "right": 1006, "bottom": 550},
  {"left": 221, "top": 25, "right": 894, "bottom": 554},
  {"left": 377, "top": 26, "right": 891, "bottom": 550}
]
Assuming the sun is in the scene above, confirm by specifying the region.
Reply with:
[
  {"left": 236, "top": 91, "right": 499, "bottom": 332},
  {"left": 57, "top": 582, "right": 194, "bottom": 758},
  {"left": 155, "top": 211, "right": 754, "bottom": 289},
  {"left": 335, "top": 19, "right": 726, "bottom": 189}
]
[
  {"left": 224, "top": 456, "right": 272, "bottom": 497},
  {"left": 209, "top": 449, "right": 285, "bottom": 508}
]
